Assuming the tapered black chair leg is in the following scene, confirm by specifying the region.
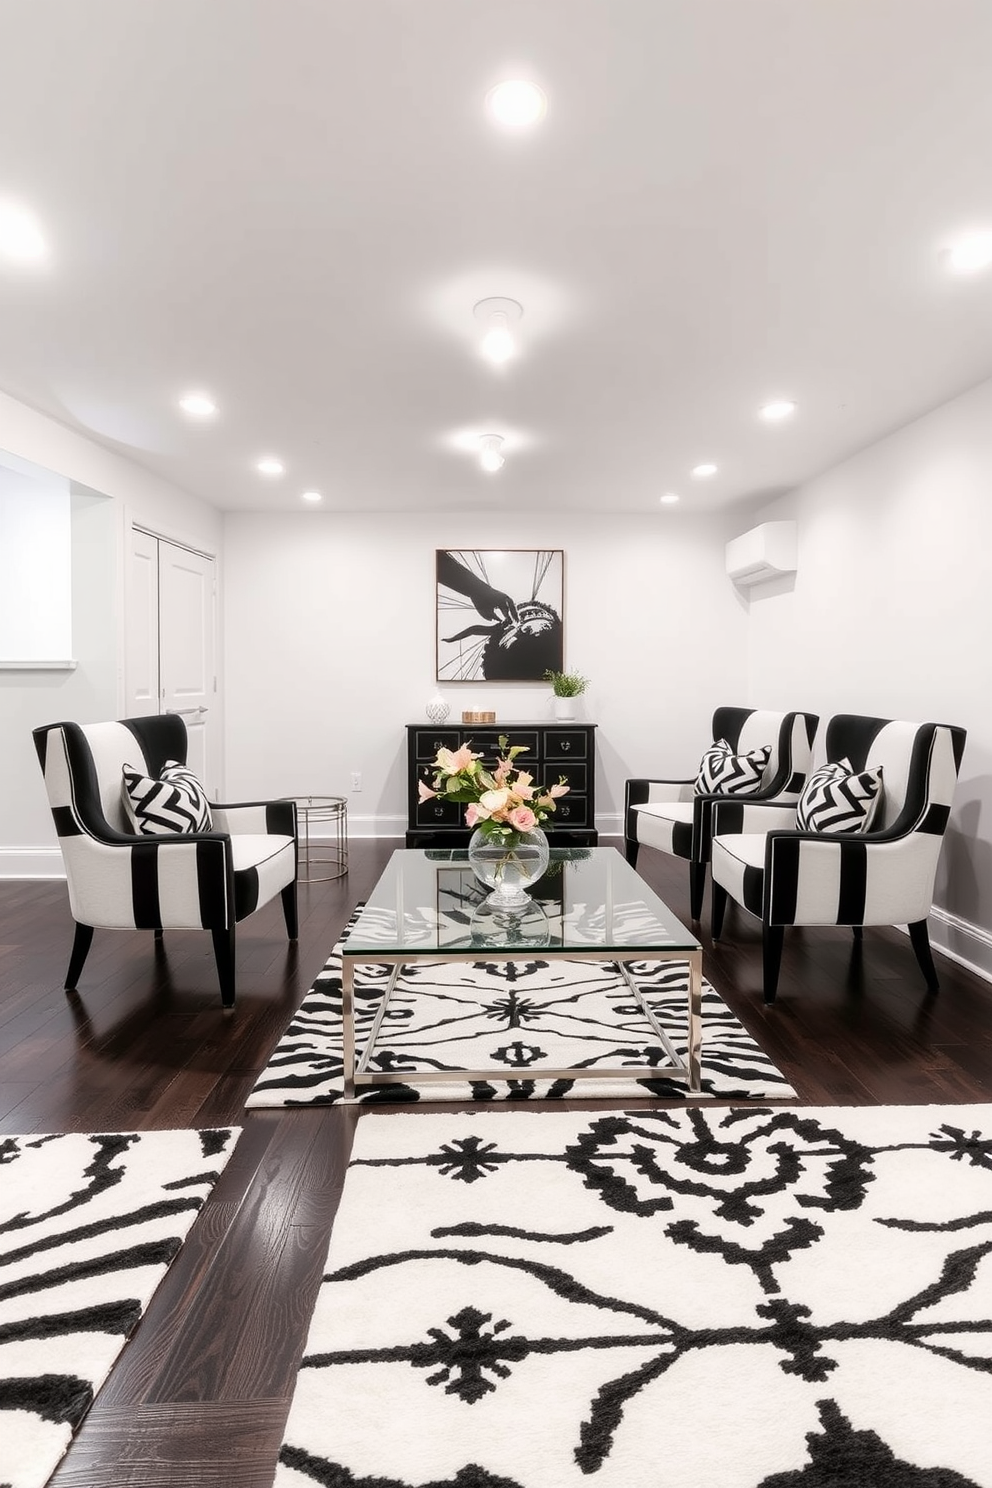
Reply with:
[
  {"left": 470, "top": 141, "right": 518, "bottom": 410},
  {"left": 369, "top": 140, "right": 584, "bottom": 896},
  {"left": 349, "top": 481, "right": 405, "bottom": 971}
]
[
  {"left": 154, "top": 927, "right": 164, "bottom": 941},
  {"left": 281, "top": 881, "right": 299, "bottom": 940},
  {"left": 624, "top": 838, "right": 639, "bottom": 867},
  {"left": 852, "top": 925, "right": 864, "bottom": 941},
  {"left": 908, "top": 919, "right": 940, "bottom": 993},
  {"left": 762, "top": 924, "right": 785, "bottom": 1004},
  {"left": 211, "top": 925, "right": 237, "bottom": 1008},
  {"left": 689, "top": 862, "right": 706, "bottom": 922},
  {"left": 65, "top": 922, "right": 94, "bottom": 991},
  {"left": 711, "top": 884, "right": 728, "bottom": 940}
]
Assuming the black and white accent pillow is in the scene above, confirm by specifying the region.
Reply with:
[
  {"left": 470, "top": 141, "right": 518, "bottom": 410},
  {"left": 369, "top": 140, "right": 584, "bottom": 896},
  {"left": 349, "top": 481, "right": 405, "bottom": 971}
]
[
  {"left": 796, "top": 757, "right": 883, "bottom": 834},
  {"left": 122, "top": 760, "right": 213, "bottom": 835},
  {"left": 694, "top": 738, "right": 771, "bottom": 796}
]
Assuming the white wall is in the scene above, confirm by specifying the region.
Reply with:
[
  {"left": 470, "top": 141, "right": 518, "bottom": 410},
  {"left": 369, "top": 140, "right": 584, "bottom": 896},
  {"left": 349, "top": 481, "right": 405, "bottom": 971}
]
[
  {"left": 0, "top": 391, "right": 224, "bottom": 874},
  {"left": 222, "top": 512, "right": 748, "bottom": 836},
  {"left": 744, "top": 375, "right": 992, "bottom": 974}
]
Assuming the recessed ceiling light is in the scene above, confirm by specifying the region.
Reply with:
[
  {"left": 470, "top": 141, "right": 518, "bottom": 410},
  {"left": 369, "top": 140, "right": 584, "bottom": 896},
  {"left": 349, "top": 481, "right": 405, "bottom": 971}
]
[
  {"left": 256, "top": 457, "right": 285, "bottom": 476},
  {"left": 301, "top": 490, "right": 323, "bottom": 503},
  {"left": 759, "top": 400, "right": 796, "bottom": 422},
  {"left": 691, "top": 463, "right": 718, "bottom": 479},
  {"left": 479, "top": 434, "right": 505, "bottom": 472},
  {"left": 474, "top": 297, "right": 523, "bottom": 364},
  {"left": 486, "top": 80, "right": 547, "bottom": 128},
  {"left": 178, "top": 392, "right": 217, "bottom": 418},
  {"left": 660, "top": 492, "right": 680, "bottom": 505},
  {"left": 943, "top": 231, "right": 992, "bottom": 275},
  {"left": 0, "top": 198, "right": 47, "bottom": 261}
]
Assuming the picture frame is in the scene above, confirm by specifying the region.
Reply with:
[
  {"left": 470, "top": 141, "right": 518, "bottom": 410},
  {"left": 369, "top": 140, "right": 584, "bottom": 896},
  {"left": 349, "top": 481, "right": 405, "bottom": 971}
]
[{"left": 435, "top": 549, "right": 564, "bottom": 683}]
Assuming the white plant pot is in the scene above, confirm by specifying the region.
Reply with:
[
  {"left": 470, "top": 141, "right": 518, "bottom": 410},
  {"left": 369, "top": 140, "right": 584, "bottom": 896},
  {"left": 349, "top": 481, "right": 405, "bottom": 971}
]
[{"left": 554, "top": 696, "right": 578, "bottom": 721}]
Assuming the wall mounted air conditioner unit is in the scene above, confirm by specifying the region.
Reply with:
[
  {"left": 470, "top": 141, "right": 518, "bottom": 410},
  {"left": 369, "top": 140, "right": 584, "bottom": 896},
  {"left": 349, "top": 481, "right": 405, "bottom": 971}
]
[{"left": 725, "top": 521, "right": 797, "bottom": 588}]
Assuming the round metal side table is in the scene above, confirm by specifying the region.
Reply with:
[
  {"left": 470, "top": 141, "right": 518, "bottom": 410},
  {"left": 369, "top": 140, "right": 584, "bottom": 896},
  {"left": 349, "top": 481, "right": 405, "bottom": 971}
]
[{"left": 284, "top": 795, "right": 349, "bottom": 881}]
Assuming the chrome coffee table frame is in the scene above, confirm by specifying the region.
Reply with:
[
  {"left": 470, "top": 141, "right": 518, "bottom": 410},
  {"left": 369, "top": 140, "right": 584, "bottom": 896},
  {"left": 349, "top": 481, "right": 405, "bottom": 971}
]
[{"left": 340, "top": 848, "right": 703, "bottom": 1100}]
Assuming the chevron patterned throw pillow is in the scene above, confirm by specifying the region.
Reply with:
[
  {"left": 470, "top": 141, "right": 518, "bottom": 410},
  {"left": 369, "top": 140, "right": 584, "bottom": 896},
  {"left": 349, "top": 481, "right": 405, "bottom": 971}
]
[
  {"left": 796, "top": 757, "right": 883, "bottom": 834},
  {"left": 122, "top": 760, "right": 213, "bottom": 835},
  {"left": 694, "top": 738, "right": 771, "bottom": 796}
]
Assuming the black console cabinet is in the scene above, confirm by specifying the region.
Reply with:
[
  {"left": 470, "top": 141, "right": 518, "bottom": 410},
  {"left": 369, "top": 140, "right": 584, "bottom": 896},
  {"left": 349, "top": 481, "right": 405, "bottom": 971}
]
[{"left": 405, "top": 722, "right": 598, "bottom": 848}]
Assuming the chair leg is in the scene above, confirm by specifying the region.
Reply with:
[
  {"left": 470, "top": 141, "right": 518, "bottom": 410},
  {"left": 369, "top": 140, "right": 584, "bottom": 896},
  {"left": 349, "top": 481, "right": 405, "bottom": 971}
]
[
  {"left": 154, "top": 928, "right": 164, "bottom": 941},
  {"left": 624, "top": 837, "right": 639, "bottom": 868},
  {"left": 211, "top": 925, "right": 237, "bottom": 1008},
  {"left": 65, "top": 923, "right": 94, "bottom": 991},
  {"left": 281, "top": 882, "right": 299, "bottom": 941},
  {"left": 689, "top": 861, "right": 706, "bottom": 922},
  {"left": 852, "top": 925, "right": 863, "bottom": 941},
  {"left": 762, "top": 924, "right": 785, "bottom": 1004},
  {"left": 711, "top": 883, "right": 728, "bottom": 940},
  {"left": 908, "top": 919, "right": 940, "bottom": 993}
]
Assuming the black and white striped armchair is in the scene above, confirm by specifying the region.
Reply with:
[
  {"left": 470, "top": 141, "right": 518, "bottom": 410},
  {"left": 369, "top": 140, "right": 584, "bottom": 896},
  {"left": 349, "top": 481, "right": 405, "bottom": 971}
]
[
  {"left": 33, "top": 715, "right": 299, "bottom": 1008},
  {"left": 710, "top": 715, "right": 967, "bottom": 1003},
  {"left": 624, "top": 708, "right": 818, "bottom": 921}
]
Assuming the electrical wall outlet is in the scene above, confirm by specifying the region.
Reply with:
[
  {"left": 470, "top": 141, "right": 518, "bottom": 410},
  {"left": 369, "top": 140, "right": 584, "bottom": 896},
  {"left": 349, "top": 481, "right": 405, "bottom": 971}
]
[{"left": 351, "top": 772, "right": 362, "bottom": 792}]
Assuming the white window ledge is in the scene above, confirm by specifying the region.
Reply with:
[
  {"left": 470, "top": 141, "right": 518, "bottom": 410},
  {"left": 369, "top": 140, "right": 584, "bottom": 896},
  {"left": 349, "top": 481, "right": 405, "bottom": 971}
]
[{"left": 0, "top": 659, "right": 78, "bottom": 671}]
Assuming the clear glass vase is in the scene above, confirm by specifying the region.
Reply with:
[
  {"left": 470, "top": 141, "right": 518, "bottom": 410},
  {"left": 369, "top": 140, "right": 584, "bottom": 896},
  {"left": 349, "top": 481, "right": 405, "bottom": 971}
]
[{"left": 467, "top": 826, "right": 551, "bottom": 907}]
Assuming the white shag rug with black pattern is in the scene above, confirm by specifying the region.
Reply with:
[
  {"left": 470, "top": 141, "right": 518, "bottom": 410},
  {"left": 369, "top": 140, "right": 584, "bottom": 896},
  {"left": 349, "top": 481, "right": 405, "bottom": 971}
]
[
  {"left": 274, "top": 1104, "right": 992, "bottom": 1488},
  {"left": 0, "top": 1127, "right": 240, "bottom": 1488},
  {"left": 246, "top": 937, "right": 796, "bottom": 1107}
]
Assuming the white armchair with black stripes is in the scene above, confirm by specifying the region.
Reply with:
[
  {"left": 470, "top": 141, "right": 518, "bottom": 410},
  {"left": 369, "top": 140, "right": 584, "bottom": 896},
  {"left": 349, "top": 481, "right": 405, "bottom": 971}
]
[
  {"left": 709, "top": 714, "right": 967, "bottom": 1004},
  {"left": 33, "top": 715, "right": 299, "bottom": 1008},
  {"left": 624, "top": 708, "right": 818, "bottom": 921}
]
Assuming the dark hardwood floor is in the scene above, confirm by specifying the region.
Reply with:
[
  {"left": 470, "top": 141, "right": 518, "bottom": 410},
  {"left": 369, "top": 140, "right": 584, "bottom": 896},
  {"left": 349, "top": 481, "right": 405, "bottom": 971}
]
[{"left": 2, "top": 838, "right": 991, "bottom": 1486}]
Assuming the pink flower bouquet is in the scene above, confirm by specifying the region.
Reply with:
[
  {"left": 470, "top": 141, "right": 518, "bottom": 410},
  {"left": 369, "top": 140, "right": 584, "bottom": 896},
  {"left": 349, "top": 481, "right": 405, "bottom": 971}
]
[{"left": 418, "top": 735, "right": 569, "bottom": 847}]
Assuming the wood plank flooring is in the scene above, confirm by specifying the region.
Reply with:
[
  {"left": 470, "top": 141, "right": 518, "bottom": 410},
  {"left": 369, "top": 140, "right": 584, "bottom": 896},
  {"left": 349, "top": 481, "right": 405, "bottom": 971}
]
[{"left": 2, "top": 838, "right": 991, "bottom": 1487}]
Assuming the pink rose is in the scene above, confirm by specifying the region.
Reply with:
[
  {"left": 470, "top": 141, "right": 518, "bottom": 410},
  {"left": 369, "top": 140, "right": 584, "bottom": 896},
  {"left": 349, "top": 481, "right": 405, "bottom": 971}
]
[
  {"left": 465, "top": 802, "right": 484, "bottom": 827},
  {"left": 508, "top": 805, "right": 537, "bottom": 831}
]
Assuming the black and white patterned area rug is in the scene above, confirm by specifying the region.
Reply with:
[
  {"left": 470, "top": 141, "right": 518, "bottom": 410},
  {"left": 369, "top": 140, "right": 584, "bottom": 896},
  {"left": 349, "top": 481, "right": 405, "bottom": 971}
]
[
  {"left": 0, "top": 1127, "right": 240, "bottom": 1488},
  {"left": 246, "top": 940, "right": 797, "bottom": 1107},
  {"left": 274, "top": 1104, "right": 992, "bottom": 1488}
]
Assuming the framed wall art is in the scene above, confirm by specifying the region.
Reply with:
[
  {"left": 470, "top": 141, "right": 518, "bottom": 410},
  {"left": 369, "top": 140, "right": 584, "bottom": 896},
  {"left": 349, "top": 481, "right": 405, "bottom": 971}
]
[{"left": 435, "top": 549, "right": 564, "bottom": 683}]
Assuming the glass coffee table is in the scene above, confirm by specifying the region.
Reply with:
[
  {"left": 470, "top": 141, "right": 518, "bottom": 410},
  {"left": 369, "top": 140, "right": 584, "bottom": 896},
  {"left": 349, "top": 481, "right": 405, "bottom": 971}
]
[{"left": 340, "top": 847, "right": 703, "bottom": 1098}]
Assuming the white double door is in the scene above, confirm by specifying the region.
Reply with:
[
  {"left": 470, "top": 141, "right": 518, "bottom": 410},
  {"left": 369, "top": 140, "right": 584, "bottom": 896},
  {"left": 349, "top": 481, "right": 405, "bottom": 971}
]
[{"left": 126, "top": 527, "right": 217, "bottom": 794}]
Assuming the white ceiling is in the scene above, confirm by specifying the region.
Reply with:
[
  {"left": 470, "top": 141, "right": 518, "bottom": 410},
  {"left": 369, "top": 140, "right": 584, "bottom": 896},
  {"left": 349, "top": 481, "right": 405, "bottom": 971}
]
[{"left": 1, "top": 0, "right": 992, "bottom": 516}]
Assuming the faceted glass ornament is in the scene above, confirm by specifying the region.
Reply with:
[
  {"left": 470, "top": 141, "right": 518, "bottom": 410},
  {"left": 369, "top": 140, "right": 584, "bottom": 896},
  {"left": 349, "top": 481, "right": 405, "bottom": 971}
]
[{"left": 425, "top": 693, "right": 451, "bottom": 724}]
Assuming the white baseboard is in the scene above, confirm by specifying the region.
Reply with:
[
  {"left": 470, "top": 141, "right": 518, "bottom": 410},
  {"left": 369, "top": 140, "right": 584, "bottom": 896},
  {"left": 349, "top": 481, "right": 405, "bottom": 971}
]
[
  {"left": 927, "top": 905, "right": 992, "bottom": 986},
  {"left": 0, "top": 847, "right": 65, "bottom": 878}
]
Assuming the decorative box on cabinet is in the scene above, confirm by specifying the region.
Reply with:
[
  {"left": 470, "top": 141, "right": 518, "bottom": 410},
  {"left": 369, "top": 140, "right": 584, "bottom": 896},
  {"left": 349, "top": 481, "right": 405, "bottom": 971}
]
[{"left": 405, "top": 722, "right": 598, "bottom": 848}]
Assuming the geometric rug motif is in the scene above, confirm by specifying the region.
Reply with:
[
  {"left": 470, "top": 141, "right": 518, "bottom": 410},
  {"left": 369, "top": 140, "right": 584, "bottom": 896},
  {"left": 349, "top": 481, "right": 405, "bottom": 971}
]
[
  {"left": 273, "top": 1105, "right": 992, "bottom": 1487},
  {"left": 246, "top": 940, "right": 797, "bottom": 1107},
  {"left": 0, "top": 1127, "right": 240, "bottom": 1488}
]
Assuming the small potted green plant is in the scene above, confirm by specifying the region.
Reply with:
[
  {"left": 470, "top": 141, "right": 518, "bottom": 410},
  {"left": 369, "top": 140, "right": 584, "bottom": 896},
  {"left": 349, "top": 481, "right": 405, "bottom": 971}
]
[{"left": 544, "top": 669, "right": 590, "bottom": 721}]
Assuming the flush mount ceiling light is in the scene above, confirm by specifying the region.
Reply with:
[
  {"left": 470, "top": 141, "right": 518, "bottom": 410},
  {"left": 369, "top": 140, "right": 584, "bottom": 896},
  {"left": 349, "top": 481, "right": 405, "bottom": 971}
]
[
  {"left": 486, "top": 79, "right": 547, "bottom": 128},
  {"left": 256, "top": 456, "right": 285, "bottom": 476},
  {"left": 691, "top": 463, "right": 718, "bottom": 479},
  {"left": 301, "top": 490, "right": 323, "bottom": 503},
  {"left": 660, "top": 492, "right": 680, "bottom": 505},
  {"left": 478, "top": 434, "right": 505, "bottom": 472},
  {"left": 473, "top": 297, "right": 523, "bottom": 364},
  {"left": 178, "top": 391, "right": 217, "bottom": 418},
  {"left": 0, "top": 198, "right": 47, "bottom": 261},
  {"left": 942, "top": 231, "right": 992, "bottom": 275},
  {"left": 759, "top": 399, "right": 796, "bottom": 422}
]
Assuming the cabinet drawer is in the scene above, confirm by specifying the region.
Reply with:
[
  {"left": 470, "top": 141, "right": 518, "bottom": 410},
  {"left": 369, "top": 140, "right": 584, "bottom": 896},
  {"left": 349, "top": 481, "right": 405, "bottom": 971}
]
[
  {"left": 549, "top": 762, "right": 587, "bottom": 794},
  {"left": 412, "top": 729, "right": 461, "bottom": 762},
  {"left": 550, "top": 794, "right": 589, "bottom": 827},
  {"left": 466, "top": 729, "right": 540, "bottom": 765},
  {"left": 544, "top": 729, "right": 589, "bottom": 761},
  {"left": 415, "top": 796, "right": 463, "bottom": 829}
]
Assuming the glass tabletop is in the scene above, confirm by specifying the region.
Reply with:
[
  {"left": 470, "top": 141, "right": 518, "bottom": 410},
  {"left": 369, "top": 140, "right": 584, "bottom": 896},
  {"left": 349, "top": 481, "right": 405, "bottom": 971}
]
[{"left": 343, "top": 847, "right": 700, "bottom": 957}]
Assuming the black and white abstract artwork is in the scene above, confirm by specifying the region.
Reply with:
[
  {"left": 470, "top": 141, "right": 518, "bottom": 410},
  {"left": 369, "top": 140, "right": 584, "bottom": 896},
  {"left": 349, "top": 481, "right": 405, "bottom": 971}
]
[
  {"left": 436, "top": 549, "right": 564, "bottom": 683},
  {"left": 274, "top": 1104, "right": 992, "bottom": 1488},
  {"left": 0, "top": 1127, "right": 239, "bottom": 1488}
]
